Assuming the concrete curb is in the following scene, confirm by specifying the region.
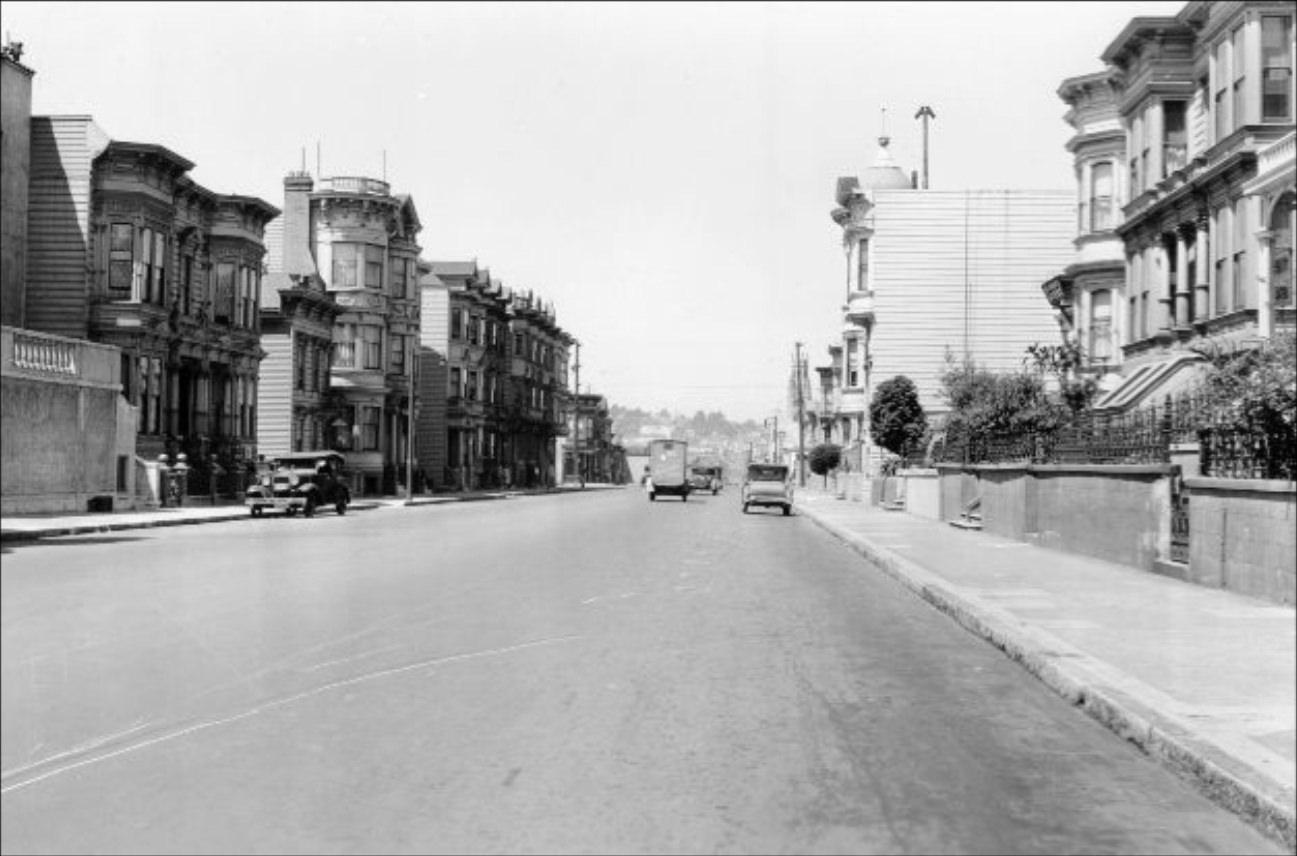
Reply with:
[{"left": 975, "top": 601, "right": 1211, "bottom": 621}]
[
  {"left": 0, "top": 485, "right": 627, "bottom": 543},
  {"left": 798, "top": 501, "right": 1296, "bottom": 853}
]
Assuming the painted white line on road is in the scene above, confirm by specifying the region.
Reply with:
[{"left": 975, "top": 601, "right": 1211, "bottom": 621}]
[
  {"left": 581, "top": 597, "right": 600, "bottom": 605},
  {"left": 0, "top": 634, "right": 583, "bottom": 795}
]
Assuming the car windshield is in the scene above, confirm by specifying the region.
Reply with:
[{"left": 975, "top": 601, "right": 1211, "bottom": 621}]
[{"left": 747, "top": 465, "right": 787, "bottom": 481}]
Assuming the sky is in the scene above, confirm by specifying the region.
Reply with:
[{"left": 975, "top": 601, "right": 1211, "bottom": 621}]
[{"left": 3, "top": 0, "right": 1186, "bottom": 423}]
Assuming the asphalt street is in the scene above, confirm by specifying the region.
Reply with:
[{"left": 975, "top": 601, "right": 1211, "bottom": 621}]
[{"left": 1, "top": 488, "right": 1284, "bottom": 854}]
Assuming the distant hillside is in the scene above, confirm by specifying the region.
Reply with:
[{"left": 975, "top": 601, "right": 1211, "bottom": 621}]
[{"left": 610, "top": 405, "right": 766, "bottom": 461}]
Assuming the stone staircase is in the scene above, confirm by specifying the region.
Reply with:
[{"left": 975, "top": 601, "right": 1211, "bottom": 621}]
[{"left": 948, "top": 495, "right": 983, "bottom": 530}]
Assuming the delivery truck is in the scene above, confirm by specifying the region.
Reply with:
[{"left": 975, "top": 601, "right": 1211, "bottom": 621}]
[{"left": 645, "top": 438, "right": 690, "bottom": 502}]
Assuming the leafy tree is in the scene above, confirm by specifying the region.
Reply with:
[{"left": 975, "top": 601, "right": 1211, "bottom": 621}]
[
  {"left": 939, "top": 351, "right": 1065, "bottom": 439},
  {"left": 1193, "top": 335, "right": 1297, "bottom": 432},
  {"left": 1024, "top": 340, "right": 1099, "bottom": 414},
  {"left": 869, "top": 376, "right": 927, "bottom": 461},
  {"left": 808, "top": 443, "right": 843, "bottom": 487}
]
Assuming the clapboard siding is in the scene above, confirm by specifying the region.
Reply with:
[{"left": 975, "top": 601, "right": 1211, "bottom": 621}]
[
  {"left": 256, "top": 334, "right": 294, "bottom": 457},
  {"left": 25, "top": 117, "right": 104, "bottom": 340},
  {"left": 871, "top": 190, "right": 1075, "bottom": 414},
  {"left": 416, "top": 283, "right": 449, "bottom": 483}
]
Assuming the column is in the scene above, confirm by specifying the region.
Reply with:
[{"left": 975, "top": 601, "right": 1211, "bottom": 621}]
[
  {"left": 1150, "top": 102, "right": 1164, "bottom": 183},
  {"left": 1194, "top": 214, "right": 1211, "bottom": 323},
  {"left": 1256, "top": 229, "right": 1274, "bottom": 338},
  {"left": 1174, "top": 229, "right": 1191, "bottom": 329}
]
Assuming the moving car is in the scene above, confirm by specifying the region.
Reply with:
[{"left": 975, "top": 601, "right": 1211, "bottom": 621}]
[
  {"left": 244, "top": 451, "right": 352, "bottom": 517},
  {"left": 688, "top": 465, "right": 722, "bottom": 495},
  {"left": 741, "top": 462, "right": 793, "bottom": 516},
  {"left": 645, "top": 439, "right": 690, "bottom": 501}
]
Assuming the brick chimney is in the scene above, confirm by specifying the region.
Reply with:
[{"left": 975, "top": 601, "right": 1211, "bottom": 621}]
[{"left": 282, "top": 171, "right": 317, "bottom": 280}]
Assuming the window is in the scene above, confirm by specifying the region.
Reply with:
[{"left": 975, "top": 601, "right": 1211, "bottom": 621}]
[
  {"left": 318, "top": 345, "right": 330, "bottom": 390},
  {"left": 146, "top": 228, "right": 165, "bottom": 304},
  {"left": 1262, "top": 16, "right": 1294, "bottom": 121},
  {"left": 1090, "top": 162, "right": 1114, "bottom": 232},
  {"left": 360, "top": 406, "right": 380, "bottom": 451},
  {"left": 513, "top": 332, "right": 523, "bottom": 355},
  {"left": 362, "top": 326, "right": 383, "bottom": 370},
  {"left": 333, "top": 325, "right": 355, "bottom": 368},
  {"left": 857, "top": 240, "right": 869, "bottom": 290},
  {"left": 295, "top": 337, "right": 307, "bottom": 390},
  {"left": 391, "top": 333, "right": 405, "bottom": 373},
  {"left": 846, "top": 339, "right": 859, "bottom": 387},
  {"left": 1232, "top": 25, "right": 1247, "bottom": 129},
  {"left": 1233, "top": 199, "right": 1248, "bottom": 310},
  {"left": 109, "top": 223, "right": 134, "bottom": 297},
  {"left": 450, "top": 367, "right": 463, "bottom": 399},
  {"left": 364, "top": 246, "right": 384, "bottom": 289},
  {"left": 468, "top": 316, "right": 480, "bottom": 346},
  {"left": 332, "top": 243, "right": 358, "bottom": 288},
  {"left": 1162, "top": 102, "right": 1187, "bottom": 177},
  {"left": 1089, "top": 290, "right": 1113, "bottom": 362},
  {"left": 467, "top": 370, "right": 479, "bottom": 401},
  {"left": 390, "top": 257, "right": 408, "bottom": 297},
  {"left": 451, "top": 308, "right": 463, "bottom": 340},
  {"left": 1215, "top": 205, "right": 1230, "bottom": 314},
  {"left": 1273, "top": 198, "right": 1294, "bottom": 308},
  {"left": 181, "top": 254, "right": 194, "bottom": 315},
  {"left": 1215, "top": 38, "right": 1231, "bottom": 141},
  {"left": 214, "top": 262, "right": 236, "bottom": 324}
]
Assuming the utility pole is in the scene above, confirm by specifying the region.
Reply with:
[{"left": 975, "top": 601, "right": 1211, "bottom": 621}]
[
  {"left": 405, "top": 334, "right": 416, "bottom": 504},
  {"left": 915, "top": 105, "right": 936, "bottom": 189},
  {"left": 794, "top": 341, "right": 806, "bottom": 487},
  {"left": 572, "top": 341, "right": 581, "bottom": 483}
]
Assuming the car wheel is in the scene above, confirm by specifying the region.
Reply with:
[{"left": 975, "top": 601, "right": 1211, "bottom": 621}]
[
  {"left": 742, "top": 503, "right": 749, "bottom": 514},
  {"left": 304, "top": 497, "right": 317, "bottom": 518},
  {"left": 336, "top": 499, "right": 347, "bottom": 515},
  {"left": 682, "top": 492, "right": 688, "bottom": 502},
  {"left": 250, "top": 506, "right": 261, "bottom": 517},
  {"left": 783, "top": 505, "right": 791, "bottom": 516},
  {"left": 649, "top": 492, "right": 656, "bottom": 502},
  {"left": 286, "top": 507, "right": 297, "bottom": 517}
]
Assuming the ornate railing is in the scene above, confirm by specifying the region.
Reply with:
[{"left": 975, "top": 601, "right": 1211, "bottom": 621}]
[{"left": 10, "top": 330, "right": 78, "bottom": 375}]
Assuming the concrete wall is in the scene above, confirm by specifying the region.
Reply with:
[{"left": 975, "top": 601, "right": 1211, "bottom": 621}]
[
  {"left": 1, "top": 326, "right": 127, "bottom": 513},
  {"left": 1186, "top": 477, "right": 1296, "bottom": 606},
  {"left": 936, "top": 462, "right": 1172, "bottom": 572},
  {"left": 898, "top": 468, "right": 941, "bottom": 520}
]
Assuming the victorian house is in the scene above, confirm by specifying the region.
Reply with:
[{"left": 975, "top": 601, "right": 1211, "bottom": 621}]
[
  {"left": 259, "top": 171, "right": 422, "bottom": 497},
  {"left": 426, "top": 261, "right": 513, "bottom": 490},
  {"left": 1053, "top": 2, "right": 1295, "bottom": 413},
  {"left": 23, "top": 115, "right": 277, "bottom": 496},
  {"left": 505, "top": 287, "right": 573, "bottom": 488}
]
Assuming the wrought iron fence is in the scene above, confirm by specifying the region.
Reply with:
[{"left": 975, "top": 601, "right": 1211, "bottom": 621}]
[{"left": 937, "top": 391, "right": 1295, "bottom": 480}]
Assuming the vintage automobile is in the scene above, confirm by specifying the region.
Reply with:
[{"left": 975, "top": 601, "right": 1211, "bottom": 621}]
[
  {"left": 688, "top": 465, "right": 722, "bottom": 495},
  {"left": 741, "top": 462, "right": 793, "bottom": 516},
  {"left": 244, "top": 451, "right": 352, "bottom": 517}
]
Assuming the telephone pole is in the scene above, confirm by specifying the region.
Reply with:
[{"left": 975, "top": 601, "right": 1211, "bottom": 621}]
[
  {"left": 795, "top": 341, "right": 806, "bottom": 488},
  {"left": 915, "top": 105, "right": 936, "bottom": 189},
  {"left": 572, "top": 341, "right": 581, "bottom": 483}
]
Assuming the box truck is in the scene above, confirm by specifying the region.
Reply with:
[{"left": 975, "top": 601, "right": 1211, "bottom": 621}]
[{"left": 645, "top": 439, "right": 690, "bottom": 502}]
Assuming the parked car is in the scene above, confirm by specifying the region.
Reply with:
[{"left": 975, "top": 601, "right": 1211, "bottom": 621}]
[
  {"left": 244, "top": 451, "right": 351, "bottom": 517},
  {"left": 741, "top": 462, "right": 793, "bottom": 516},
  {"left": 688, "top": 465, "right": 722, "bottom": 495}
]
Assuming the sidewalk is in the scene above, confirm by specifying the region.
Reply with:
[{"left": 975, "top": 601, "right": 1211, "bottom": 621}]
[
  {"left": 0, "top": 483, "right": 623, "bottom": 542},
  {"left": 794, "top": 488, "right": 1296, "bottom": 851}
]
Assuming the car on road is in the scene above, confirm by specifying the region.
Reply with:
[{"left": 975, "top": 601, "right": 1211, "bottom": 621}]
[
  {"left": 244, "top": 451, "right": 352, "bottom": 517},
  {"left": 688, "top": 465, "right": 722, "bottom": 495},
  {"left": 741, "top": 462, "right": 793, "bottom": 516}
]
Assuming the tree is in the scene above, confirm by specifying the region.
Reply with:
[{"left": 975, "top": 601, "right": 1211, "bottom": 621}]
[
  {"left": 1024, "top": 340, "right": 1099, "bottom": 414},
  {"left": 808, "top": 443, "right": 843, "bottom": 487},
  {"left": 869, "top": 376, "right": 927, "bottom": 461}
]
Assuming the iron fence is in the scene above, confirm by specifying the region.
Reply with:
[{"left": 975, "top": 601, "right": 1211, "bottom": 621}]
[{"left": 937, "top": 391, "right": 1295, "bottom": 480}]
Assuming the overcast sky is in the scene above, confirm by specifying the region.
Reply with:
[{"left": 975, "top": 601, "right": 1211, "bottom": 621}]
[{"left": 5, "top": 1, "right": 1185, "bottom": 422}]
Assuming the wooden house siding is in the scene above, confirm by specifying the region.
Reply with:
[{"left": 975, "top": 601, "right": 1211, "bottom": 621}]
[
  {"left": 256, "top": 333, "right": 294, "bottom": 458},
  {"left": 416, "top": 284, "right": 449, "bottom": 485},
  {"left": 870, "top": 189, "right": 1075, "bottom": 414},
  {"left": 26, "top": 117, "right": 106, "bottom": 340}
]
